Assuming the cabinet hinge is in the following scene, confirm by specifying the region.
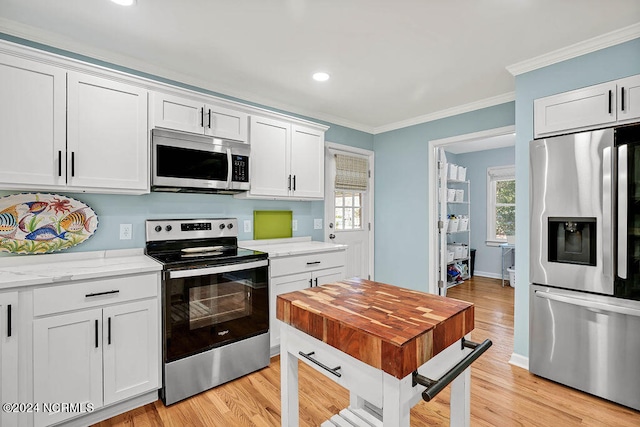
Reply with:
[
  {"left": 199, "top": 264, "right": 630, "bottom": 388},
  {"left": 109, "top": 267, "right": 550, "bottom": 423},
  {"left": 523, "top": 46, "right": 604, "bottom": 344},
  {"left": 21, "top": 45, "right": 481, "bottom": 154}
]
[
  {"left": 368, "top": 223, "right": 371, "bottom": 231},
  {"left": 438, "top": 280, "right": 445, "bottom": 289},
  {"left": 368, "top": 169, "right": 371, "bottom": 178},
  {"left": 437, "top": 220, "right": 443, "bottom": 230},
  {"left": 368, "top": 274, "right": 371, "bottom": 280},
  {"left": 438, "top": 161, "right": 444, "bottom": 170}
]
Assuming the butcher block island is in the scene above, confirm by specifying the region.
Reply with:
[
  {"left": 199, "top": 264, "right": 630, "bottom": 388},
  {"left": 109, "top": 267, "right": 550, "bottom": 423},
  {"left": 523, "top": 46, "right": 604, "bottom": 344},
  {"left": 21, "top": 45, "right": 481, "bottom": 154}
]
[{"left": 277, "top": 278, "right": 489, "bottom": 427}]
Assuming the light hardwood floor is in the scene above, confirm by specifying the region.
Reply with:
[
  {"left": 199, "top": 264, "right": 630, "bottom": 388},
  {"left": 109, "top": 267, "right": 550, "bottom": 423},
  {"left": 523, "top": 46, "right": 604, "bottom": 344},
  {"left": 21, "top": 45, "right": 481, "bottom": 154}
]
[{"left": 95, "top": 277, "right": 640, "bottom": 426}]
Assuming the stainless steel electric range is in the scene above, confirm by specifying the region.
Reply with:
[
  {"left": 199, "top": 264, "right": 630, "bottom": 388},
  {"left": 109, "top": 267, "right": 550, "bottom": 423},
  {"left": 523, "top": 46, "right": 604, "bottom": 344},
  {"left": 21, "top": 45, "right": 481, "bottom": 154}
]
[{"left": 145, "top": 218, "right": 269, "bottom": 405}]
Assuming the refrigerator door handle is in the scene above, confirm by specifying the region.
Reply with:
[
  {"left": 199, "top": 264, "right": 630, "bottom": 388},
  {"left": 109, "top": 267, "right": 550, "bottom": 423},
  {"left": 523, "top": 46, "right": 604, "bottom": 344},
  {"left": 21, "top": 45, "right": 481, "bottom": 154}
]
[
  {"left": 618, "top": 145, "right": 628, "bottom": 279},
  {"left": 535, "top": 290, "right": 640, "bottom": 317},
  {"left": 602, "top": 146, "right": 613, "bottom": 279}
]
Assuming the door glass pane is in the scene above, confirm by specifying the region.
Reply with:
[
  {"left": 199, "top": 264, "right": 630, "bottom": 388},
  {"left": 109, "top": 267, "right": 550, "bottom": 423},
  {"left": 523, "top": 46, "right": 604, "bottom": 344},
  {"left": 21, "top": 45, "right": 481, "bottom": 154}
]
[
  {"left": 335, "top": 208, "right": 343, "bottom": 230},
  {"left": 344, "top": 208, "right": 353, "bottom": 229}
]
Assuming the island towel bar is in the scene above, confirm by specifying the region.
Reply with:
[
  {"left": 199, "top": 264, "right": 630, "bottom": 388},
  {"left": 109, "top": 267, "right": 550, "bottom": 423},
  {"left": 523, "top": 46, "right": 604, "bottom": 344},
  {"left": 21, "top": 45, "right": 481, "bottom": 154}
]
[{"left": 412, "top": 338, "right": 492, "bottom": 402}]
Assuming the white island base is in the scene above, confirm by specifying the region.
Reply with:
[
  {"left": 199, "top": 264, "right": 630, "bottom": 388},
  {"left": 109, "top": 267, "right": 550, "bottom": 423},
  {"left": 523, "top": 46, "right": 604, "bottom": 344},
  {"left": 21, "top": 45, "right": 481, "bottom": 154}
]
[{"left": 280, "top": 323, "right": 473, "bottom": 427}]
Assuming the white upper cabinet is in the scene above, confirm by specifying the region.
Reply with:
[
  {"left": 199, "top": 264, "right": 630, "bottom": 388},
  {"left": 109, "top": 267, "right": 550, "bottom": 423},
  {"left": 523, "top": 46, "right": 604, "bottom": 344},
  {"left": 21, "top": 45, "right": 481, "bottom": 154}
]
[
  {"left": 152, "top": 92, "right": 248, "bottom": 142},
  {"left": 244, "top": 116, "right": 325, "bottom": 200},
  {"left": 0, "top": 55, "right": 66, "bottom": 187},
  {"left": 534, "top": 74, "right": 640, "bottom": 138},
  {"left": 67, "top": 72, "right": 148, "bottom": 191},
  {"left": 617, "top": 74, "right": 640, "bottom": 124}
]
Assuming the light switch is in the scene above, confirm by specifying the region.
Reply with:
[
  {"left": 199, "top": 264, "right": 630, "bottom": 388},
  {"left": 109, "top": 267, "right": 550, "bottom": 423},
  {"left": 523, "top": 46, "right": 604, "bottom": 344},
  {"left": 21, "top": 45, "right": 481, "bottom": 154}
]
[
  {"left": 292, "top": 220, "right": 298, "bottom": 231},
  {"left": 244, "top": 220, "right": 252, "bottom": 233},
  {"left": 314, "top": 219, "right": 323, "bottom": 230}
]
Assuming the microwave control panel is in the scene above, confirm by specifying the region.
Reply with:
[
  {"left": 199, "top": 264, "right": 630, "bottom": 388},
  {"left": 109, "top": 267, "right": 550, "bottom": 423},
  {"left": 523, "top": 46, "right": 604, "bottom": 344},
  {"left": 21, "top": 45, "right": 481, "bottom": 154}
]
[{"left": 232, "top": 155, "right": 249, "bottom": 182}]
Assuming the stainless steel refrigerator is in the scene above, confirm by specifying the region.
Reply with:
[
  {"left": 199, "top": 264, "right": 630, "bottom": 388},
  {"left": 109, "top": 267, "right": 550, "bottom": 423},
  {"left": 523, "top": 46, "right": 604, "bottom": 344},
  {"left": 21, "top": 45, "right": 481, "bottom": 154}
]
[{"left": 529, "top": 123, "right": 640, "bottom": 411}]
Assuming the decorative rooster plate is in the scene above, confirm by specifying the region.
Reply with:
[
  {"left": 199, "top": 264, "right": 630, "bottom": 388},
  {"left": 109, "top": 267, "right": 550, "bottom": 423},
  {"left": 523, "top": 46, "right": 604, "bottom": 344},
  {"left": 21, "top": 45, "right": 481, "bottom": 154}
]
[{"left": 0, "top": 193, "right": 98, "bottom": 254}]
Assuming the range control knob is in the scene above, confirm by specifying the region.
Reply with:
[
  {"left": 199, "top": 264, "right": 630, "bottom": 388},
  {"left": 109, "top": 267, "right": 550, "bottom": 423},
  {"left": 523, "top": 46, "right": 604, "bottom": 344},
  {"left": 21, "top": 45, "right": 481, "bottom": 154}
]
[
  {"left": 165, "top": 225, "right": 172, "bottom": 232},
  {"left": 219, "top": 223, "right": 226, "bottom": 230},
  {"left": 227, "top": 223, "right": 234, "bottom": 229},
  {"left": 154, "top": 225, "right": 162, "bottom": 232}
]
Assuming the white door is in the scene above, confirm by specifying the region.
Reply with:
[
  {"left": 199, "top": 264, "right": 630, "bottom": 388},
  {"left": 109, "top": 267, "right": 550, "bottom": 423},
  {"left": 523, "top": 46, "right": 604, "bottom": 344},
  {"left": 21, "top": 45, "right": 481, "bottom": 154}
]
[
  {"left": 151, "top": 92, "right": 205, "bottom": 134},
  {"left": 67, "top": 72, "right": 148, "bottom": 191},
  {"left": 290, "top": 125, "right": 325, "bottom": 198},
  {"left": 617, "top": 74, "right": 640, "bottom": 124},
  {"left": 103, "top": 299, "right": 159, "bottom": 405},
  {"left": 249, "top": 116, "right": 290, "bottom": 197},
  {"left": 0, "top": 293, "right": 18, "bottom": 427},
  {"left": 324, "top": 144, "right": 374, "bottom": 280},
  {"left": 206, "top": 103, "right": 248, "bottom": 142},
  {"left": 312, "top": 267, "right": 345, "bottom": 287},
  {"left": 0, "top": 56, "right": 66, "bottom": 187},
  {"left": 33, "top": 308, "right": 103, "bottom": 427}
]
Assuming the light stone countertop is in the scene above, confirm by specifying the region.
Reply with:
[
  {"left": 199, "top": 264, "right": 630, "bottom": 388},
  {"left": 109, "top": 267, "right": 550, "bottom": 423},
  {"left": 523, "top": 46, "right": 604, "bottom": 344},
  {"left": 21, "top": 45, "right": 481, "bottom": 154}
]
[
  {"left": 239, "top": 236, "right": 347, "bottom": 257},
  {"left": 0, "top": 248, "right": 162, "bottom": 290}
]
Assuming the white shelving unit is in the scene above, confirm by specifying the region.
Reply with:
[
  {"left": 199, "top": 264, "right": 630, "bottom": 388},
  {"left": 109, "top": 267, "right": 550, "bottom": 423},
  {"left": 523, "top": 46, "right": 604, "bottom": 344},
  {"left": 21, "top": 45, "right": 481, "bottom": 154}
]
[{"left": 437, "top": 150, "right": 471, "bottom": 296}]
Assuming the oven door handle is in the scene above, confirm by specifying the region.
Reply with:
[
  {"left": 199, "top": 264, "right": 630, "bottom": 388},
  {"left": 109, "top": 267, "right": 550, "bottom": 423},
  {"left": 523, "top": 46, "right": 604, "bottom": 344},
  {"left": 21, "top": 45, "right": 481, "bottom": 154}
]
[{"left": 168, "top": 259, "right": 268, "bottom": 279}]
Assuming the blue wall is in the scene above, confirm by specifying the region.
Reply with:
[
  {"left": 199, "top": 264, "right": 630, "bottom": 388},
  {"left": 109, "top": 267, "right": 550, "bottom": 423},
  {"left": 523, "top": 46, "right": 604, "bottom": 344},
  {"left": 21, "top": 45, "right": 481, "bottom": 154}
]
[
  {"left": 0, "top": 34, "right": 374, "bottom": 253},
  {"left": 456, "top": 146, "right": 515, "bottom": 277},
  {"left": 372, "top": 103, "right": 515, "bottom": 291},
  {"left": 513, "top": 37, "right": 640, "bottom": 359}
]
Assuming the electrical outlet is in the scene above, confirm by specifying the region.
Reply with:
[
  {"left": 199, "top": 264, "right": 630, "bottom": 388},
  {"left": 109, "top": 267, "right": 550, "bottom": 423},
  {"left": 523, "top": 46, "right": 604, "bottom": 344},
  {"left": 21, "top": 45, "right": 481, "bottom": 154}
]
[
  {"left": 292, "top": 219, "right": 298, "bottom": 231},
  {"left": 314, "top": 219, "right": 323, "bottom": 230},
  {"left": 243, "top": 220, "right": 252, "bottom": 233},
  {"left": 119, "top": 224, "right": 132, "bottom": 240}
]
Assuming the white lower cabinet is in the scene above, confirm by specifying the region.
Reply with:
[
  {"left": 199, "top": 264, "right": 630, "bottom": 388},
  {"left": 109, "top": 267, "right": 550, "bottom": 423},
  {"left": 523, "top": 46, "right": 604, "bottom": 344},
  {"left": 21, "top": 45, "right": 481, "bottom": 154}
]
[
  {"left": 32, "top": 276, "right": 159, "bottom": 427},
  {"left": 269, "top": 250, "right": 346, "bottom": 352},
  {"left": 0, "top": 292, "right": 18, "bottom": 427}
]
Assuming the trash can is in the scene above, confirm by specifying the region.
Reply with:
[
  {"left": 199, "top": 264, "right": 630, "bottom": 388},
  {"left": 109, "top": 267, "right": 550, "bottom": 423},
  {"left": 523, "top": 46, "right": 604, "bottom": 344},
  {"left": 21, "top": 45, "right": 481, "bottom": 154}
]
[{"left": 470, "top": 249, "right": 476, "bottom": 277}]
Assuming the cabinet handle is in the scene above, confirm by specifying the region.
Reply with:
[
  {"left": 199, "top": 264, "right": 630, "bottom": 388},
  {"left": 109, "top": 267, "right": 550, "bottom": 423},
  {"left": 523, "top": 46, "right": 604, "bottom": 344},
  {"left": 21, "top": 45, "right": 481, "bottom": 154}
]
[
  {"left": 95, "top": 319, "right": 99, "bottom": 348},
  {"left": 208, "top": 109, "right": 212, "bottom": 128},
  {"left": 71, "top": 152, "right": 75, "bottom": 177},
  {"left": 608, "top": 90, "right": 612, "bottom": 114},
  {"left": 309, "top": 278, "right": 313, "bottom": 287},
  {"left": 306, "top": 261, "right": 321, "bottom": 265},
  {"left": 298, "top": 351, "right": 342, "bottom": 377},
  {"left": 314, "top": 277, "right": 318, "bottom": 287},
  {"left": 108, "top": 317, "right": 111, "bottom": 345},
  {"left": 85, "top": 290, "right": 120, "bottom": 298},
  {"left": 201, "top": 107, "right": 204, "bottom": 127},
  {"left": 7, "top": 304, "right": 11, "bottom": 338},
  {"left": 58, "top": 151, "right": 62, "bottom": 177},
  {"left": 621, "top": 87, "right": 625, "bottom": 112},
  {"left": 293, "top": 175, "right": 296, "bottom": 191},
  {"left": 288, "top": 175, "right": 292, "bottom": 191}
]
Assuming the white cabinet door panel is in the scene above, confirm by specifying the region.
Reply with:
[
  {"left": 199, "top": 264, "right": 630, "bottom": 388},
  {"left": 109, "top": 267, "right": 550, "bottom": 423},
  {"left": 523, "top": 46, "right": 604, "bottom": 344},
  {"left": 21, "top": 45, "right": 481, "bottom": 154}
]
[
  {"left": 0, "top": 293, "right": 18, "bottom": 427},
  {"left": 0, "top": 56, "right": 66, "bottom": 186},
  {"left": 152, "top": 92, "right": 204, "bottom": 134},
  {"left": 271, "top": 272, "right": 310, "bottom": 349},
  {"left": 313, "top": 267, "right": 345, "bottom": 287},
  {"left": 290, "top": 125, "right": 324, "bottom": 199},
  {"left": 103, "top": 299, "right": 159, "bottom": 405},
  {"left": 534, "top": 82, "right": 617, "bottom": 138},
  {"left": 249, "top": 116, "right": 290, "bottom": 197},
  {"left": 34, "top": 309, "right": 103, "bottom": 427},
  {"left": 206, "top": 104, "right": 248, "bottom": 142},
  {"left": 67, "top": 72, "right": 148, "bottom": 191},
  {"left": 618, "top": 74, "right": 640, "bottom": 124}
]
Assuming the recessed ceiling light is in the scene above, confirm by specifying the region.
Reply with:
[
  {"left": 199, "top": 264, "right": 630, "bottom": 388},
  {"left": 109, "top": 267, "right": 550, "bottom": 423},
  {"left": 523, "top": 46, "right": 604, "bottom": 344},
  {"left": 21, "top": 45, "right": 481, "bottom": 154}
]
[
  {"left": 111, "top": 0, "right": 136, "bottom": 6},
  {"left": 312, "top": 72, "right": 330, "bottom": 82}
]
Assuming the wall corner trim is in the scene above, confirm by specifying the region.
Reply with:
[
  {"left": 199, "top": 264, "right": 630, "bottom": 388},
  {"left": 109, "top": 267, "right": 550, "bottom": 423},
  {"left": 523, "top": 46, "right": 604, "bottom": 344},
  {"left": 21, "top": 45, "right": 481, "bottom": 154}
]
[{"left": 508, "top": 353, "right": 529, "bottom": 371}]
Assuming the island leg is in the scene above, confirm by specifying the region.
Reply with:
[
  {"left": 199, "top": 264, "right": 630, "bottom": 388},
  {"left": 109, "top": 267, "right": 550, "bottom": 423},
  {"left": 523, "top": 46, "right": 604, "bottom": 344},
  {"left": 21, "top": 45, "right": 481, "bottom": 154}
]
[
  {"left": 382, "top": 372, "right": 412, "bottom": 427},
  {"left": 280, "top": 329, "right": 299, "bottom": 427},
  {"left": 449, "top": 367, "right": 471, "bottom": 427}
]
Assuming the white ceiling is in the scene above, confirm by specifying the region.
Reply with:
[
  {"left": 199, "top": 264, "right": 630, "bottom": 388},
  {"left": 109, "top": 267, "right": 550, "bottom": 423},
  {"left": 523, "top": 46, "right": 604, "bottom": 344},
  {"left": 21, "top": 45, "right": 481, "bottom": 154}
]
[{"left": 1, "top": 1, "right": 639, "bottom": 133}]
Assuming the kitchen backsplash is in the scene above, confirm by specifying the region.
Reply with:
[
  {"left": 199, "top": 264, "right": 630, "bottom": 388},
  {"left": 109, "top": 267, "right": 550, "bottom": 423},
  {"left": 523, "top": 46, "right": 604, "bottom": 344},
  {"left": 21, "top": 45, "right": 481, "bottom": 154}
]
[{"left": 0, "top": 190, "right": 324, "bottom": 255}]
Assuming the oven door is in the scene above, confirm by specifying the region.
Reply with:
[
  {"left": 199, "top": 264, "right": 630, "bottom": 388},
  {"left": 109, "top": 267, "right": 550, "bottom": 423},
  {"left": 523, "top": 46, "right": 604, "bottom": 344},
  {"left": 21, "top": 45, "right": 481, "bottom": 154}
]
[
  {"left": 152, "top": 130, "right": 231, "bottom": 191},
  {"left": 163, "top": 259, "right": 268, "bottom": 363}
]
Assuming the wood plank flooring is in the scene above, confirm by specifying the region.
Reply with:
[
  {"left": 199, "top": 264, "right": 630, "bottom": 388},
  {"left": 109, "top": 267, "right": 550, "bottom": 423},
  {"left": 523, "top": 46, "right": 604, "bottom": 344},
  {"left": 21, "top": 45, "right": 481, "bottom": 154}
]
[{"left": 95, "top": 277, "right": 640, "bottom": 426}]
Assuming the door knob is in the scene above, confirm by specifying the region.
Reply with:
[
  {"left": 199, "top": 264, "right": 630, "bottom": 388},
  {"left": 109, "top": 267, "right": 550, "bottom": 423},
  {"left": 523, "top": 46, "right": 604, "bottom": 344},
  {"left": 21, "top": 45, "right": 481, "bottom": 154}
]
[{"left": 329, "top": 234, "right": 335, "bottom": 239}]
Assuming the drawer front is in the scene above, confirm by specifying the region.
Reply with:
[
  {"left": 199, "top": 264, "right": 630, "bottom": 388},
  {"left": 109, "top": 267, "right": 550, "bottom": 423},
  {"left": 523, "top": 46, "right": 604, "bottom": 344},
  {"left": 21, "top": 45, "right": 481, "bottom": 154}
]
[
  {"left": 33, "top": 272, "right": 159, "bottom": 317},
  {"left": 270, "top": 250, "right": 345, "bottom": 278},
  {"left": 284, "top": 324, "right": 383, "bottom": 407}
]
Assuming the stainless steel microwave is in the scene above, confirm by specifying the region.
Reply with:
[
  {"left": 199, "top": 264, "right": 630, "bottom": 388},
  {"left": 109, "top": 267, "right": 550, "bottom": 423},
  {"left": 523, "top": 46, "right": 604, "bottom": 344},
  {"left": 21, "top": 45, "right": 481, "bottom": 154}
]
[{"left": 151, "top": 129, "right": 250, "bottom": 194}]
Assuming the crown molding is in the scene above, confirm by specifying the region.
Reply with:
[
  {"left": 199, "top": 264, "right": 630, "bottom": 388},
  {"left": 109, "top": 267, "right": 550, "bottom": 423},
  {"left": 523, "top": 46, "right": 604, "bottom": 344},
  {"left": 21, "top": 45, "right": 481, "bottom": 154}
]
[
  {"left": 507, "top": 22, "right": 640, "bottom": 76},
  {"left": 373, "top": 92, "right": 515, "bottom": 135},
  {"left": 0, "top": 18, "right": 375, "bottom": 134}
]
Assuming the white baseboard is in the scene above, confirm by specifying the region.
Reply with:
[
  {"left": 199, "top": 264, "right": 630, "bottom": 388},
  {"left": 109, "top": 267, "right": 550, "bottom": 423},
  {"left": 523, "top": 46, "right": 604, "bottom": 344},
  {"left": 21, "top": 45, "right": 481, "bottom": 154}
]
[
  {"left": 509, "top": 353, "right": 529, "bottom": 370},
  {"left": 473, "top": 271, "right": 502, "bottom": 280}
]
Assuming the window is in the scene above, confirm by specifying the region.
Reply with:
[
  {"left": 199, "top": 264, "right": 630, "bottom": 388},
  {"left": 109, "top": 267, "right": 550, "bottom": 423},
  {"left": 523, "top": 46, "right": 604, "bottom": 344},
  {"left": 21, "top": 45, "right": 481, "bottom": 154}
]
[
  {"left": 335, "top": 191, "right": 362, "bottom": 230},
  {"left": 487, "top": 166, "right": 515, "bottom": 245}
]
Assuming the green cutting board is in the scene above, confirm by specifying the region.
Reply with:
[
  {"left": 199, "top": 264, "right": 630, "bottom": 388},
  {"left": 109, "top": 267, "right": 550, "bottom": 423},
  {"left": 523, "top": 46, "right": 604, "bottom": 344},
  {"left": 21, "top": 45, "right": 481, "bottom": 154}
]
[{"left": 253, "top": 210, "right": 293, "bottom": 239}]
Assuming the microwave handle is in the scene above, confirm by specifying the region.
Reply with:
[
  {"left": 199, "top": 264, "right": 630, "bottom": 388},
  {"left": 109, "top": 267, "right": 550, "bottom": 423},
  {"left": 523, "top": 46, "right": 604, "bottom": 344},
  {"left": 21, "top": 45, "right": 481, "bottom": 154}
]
[
  {"left": 617, "top": 145, "right": 628, "bottom": 279},
  {"left": 226, "top": 148, "right": 233, "bottom": 188}
]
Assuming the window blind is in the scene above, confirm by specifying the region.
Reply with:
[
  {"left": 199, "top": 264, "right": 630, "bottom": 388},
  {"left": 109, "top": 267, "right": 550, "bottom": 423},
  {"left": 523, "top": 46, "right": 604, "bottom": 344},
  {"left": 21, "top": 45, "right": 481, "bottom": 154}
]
[{"left": 335, "top": 154, "right": 368, "bottom": 191}]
